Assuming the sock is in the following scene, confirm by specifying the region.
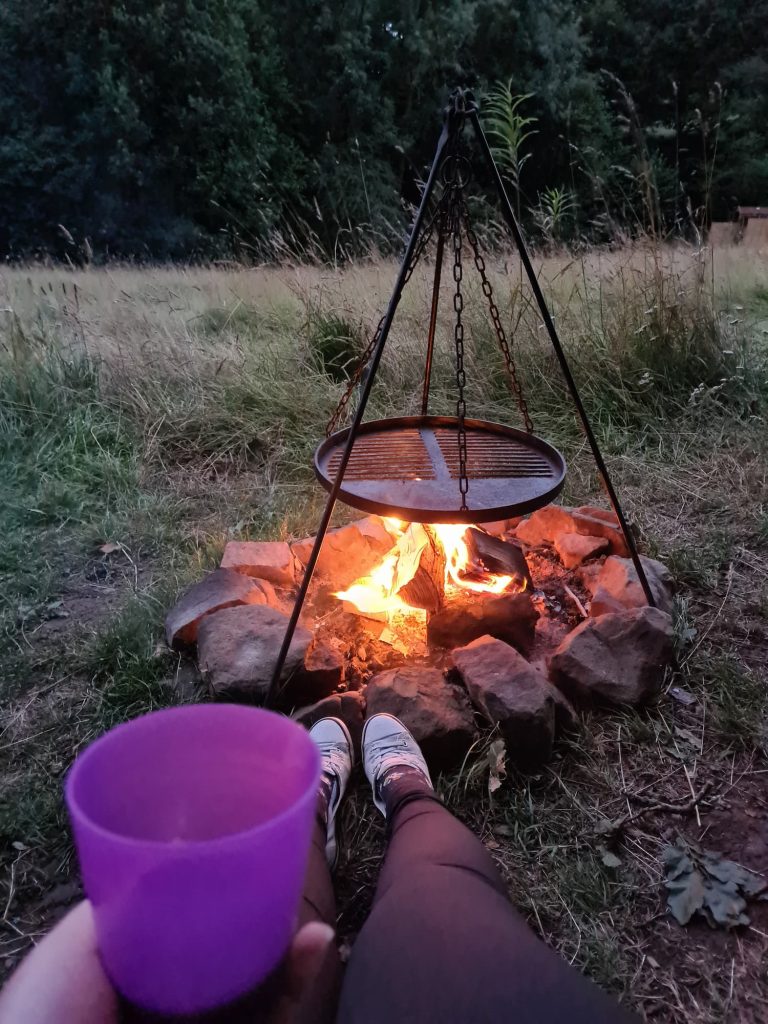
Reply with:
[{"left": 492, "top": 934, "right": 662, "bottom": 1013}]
[
  {"left": 316, "top": 769, "right": 337, "bottom": 827},
  {"left": 379, "top": 764, "right": 436, "bottom": 818}
]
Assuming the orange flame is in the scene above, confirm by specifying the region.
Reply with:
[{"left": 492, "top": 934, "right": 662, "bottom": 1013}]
[{"left": 336, "top": 520, "right": 525, "bottom": 617}]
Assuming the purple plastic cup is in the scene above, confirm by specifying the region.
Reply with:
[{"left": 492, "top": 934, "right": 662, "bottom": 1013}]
[{"left": 65, "top": 704, "right": 321, "bottom": 1016}]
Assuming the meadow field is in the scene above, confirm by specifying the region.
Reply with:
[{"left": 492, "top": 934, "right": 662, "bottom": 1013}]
[{"left": 1, "top": 243, "right": 767, "bottom": 1020}]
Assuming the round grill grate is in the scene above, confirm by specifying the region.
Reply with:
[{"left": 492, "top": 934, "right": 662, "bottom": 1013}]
[{"left": 314, "top": 416, "right": 566, "bottom": 524}]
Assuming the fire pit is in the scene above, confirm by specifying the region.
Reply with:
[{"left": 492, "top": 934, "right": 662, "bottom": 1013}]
[
  {"left": 164, "top": 88, "right": 673, "bottom": 770},
  {"left": 165, "top": 504, "right": 675, "bottom": 769}
]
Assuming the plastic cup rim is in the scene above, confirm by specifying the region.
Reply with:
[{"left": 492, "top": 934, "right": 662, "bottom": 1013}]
[{"left": 65, "top": 704, "right": 321, "bottom": 851}]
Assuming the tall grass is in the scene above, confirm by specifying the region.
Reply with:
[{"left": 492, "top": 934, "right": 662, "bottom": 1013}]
[
  {"left": 1, "top": 245, "right": 766, "bottom": 1019},
  {"left": 2, "top": 245, "right": 765, "bottom": 476}
]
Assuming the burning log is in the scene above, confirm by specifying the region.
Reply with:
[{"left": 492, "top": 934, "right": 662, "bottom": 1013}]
[
  {"left": 464, "top": 527, "right": 532, "bottom": 590},
  {"left": 392, "top": 524, "right": 446, "bottom": 613}
]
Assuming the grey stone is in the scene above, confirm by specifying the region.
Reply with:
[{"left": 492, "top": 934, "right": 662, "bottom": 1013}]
[
  {"left": 553, "top": 532, "right": 609, "bottom": 569},
  {"left": 450, "top": 635, "right": 575, "bottom": 765},
  {"left": 221, "top": 540, "right": 296, "bottom": 587},
  {"left": 591, "top": 555, "right": 673, "bottom": 615},
  {"left": 291, "top": 516, "right": 395, "bottom": 589},
  {"left": 588, "top": 585, "right": 627, "bottom": 617},
  {"left": 293, "top": 691, "right": 366, "bottom": 752},
  {"left": 571, "top": 508, "right": 630, "bottom": 557},
  {"left": 197, "top": 604, "right": 311, "bottom": 700},
  {"left": 365, "top": 665, "right": 477, "bottom": 769},
  {"left": 514, "top": 505, "right": 575, "bottom": 546},
  {"left": 165, "top": 568, "right": 270, "bottom": 648},
  {"left": 287, "top": 642, "right": 345, "bottom": 708},
  {"left": 427, "top": 591, "right": 538, "bottom": 655},
  {"left": 548, "top": 606, "right": 675, "bottom": 706},
  {"left": 577, "top": 561, "right": 604, "bottom": 595}
]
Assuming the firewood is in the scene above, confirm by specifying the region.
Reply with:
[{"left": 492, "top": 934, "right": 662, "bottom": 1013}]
[
  {"left": 393, "top": 524, "right": 446, "bottom": 613},
  {"left": 465, "top": 527, "right": 532, "bottom": 589}
]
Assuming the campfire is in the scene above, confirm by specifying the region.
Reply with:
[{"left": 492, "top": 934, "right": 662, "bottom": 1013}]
[
  {"left": 164, "top": 89, "right": 674, "bottom": 773},
  {"left": 165, "top": 502, "right": 675, "bottom": 771},
  {"left": 336, "top": 520, "right": 530, "bottom": 622}
]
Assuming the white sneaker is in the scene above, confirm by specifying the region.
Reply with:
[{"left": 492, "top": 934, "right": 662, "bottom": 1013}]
[
  {"left": 309, "top": 717, "right": 354, "bottom": 868},
  {"left": 362, "top": 713, "right": 433, "bottom": 817}
]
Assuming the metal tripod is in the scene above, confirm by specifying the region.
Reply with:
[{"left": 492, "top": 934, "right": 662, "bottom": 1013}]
[{"left": 267, "top": 88, "right": 655, "bottom": 706}]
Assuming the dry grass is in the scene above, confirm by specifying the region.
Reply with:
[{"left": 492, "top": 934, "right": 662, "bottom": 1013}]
[{"left": 1, "top": 241, "right": 767, "bottom": 1020}]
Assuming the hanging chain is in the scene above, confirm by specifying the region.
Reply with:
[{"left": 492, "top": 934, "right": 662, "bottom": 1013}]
[
  {"left": 449, "top": 185, "right": 469, "bottom": 510},
  {"left": 462, "top": 202, "right": 534, "bottom": 433},
  {"left": 325, "top": 191, "right": 450, "bottom": 437}
]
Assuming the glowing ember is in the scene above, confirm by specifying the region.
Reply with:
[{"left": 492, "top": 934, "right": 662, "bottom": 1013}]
[{"left": 336, "top": 520, "right": 526, "bottom": 617}]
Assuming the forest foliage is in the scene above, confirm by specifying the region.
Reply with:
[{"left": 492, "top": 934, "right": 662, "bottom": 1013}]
[{"left": 0, "top": 0, "right": 766, "bottom": 259}]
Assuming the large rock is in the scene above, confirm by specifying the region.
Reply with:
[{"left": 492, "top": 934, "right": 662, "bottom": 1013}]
[
  {"left": 590, "top": 555, "right": 673, "bottom": 615},
  {"left": 197, "top": 604, "right": 311, "bottom": 700},
  {"left": 588, "top": 586, "right": 627, "bottom": 617},
  {"left": 293, "top": 691, "right": 366, "bottom": 752},
  {"left": 577, "top": 561, "right": 603, "bottom": 595},
  {"left": 365, "top": 666, "right": 476, "bottom": 769},
  {"left": 286, "top": 642, "right": 345, "bottom": 708},
  {"left": 554, "top": 532, "right": 609, "bottom": 569},
  {"left": 450, "top": 636, "right": 574, "bottom": 765},
  {"left": 427, "top": 591, "right": 538, "bottom": 655},
  {"left": 548, "top": 606, "right": 674, "bottom": 706},
  {"left": 291, "top": 516, "right": 395, "bottom": 589},
  {"left": 570, "top": 507, "right": 629, "bottom": 557},
  {"left": 221, "top": 540, "right": 296, "bottom": 587},
  {"left": 165, "top": 568, "right": 272, "bottom": 648},
  {"left": 514, "top": 505, "right": 574, "bottom": 546}
]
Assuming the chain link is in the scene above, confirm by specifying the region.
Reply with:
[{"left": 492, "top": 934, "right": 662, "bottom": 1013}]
[
  {"left": 462, "top": 202, "right": 534, "bottom": 433},
  {"left": 449, "top": 185, "right": 469, "bottom": 510},
  {"left": 325, "top": 192, "right": 450, "bottom": 437}
]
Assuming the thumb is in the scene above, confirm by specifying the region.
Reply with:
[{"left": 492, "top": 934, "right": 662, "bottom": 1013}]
[{"left": 273, "top": 922, "right": 339, "bottom": 1024}]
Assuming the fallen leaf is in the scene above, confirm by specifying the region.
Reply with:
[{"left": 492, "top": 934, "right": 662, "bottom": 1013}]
[
  {"left": 670, "top": 686, "right": 697, "bottom": 706},
  {"left": 666, "top": 865, "right": 706, "bottom": 925},
  {"left": 98, "top": 541, "right": 122, "bottom": 555},
  {"left": 662, "top": 837, "right": 767, "bottom": 929},
  {"left": 674, "top": 726, "right": 703, "bottom": 753},
  {"left": 487, "top": 738, "right": 507, "bottom": 796}
]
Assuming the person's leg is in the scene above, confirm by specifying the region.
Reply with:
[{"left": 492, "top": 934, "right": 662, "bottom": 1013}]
[
  {"left": 339, "top": 715, "right": 637, "bottom": 1024},
  {"left": 297, "top": 718, "right": 355, "bottom": 1020},
  {"left": 299, "top": 811, "right": 337, "bottom": 928}
]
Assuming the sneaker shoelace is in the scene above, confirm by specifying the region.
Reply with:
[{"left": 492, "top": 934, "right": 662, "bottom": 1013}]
[
  {"left": 315, "top": 739, "right": 349, "bottom": 809},
  {"left": 368, "top": 731, "right": 430, "bottom": 788}
]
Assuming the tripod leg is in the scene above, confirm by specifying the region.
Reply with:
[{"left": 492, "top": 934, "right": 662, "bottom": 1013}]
[
  {"left": 469, "top": 109, "right": 656, "bottom": 607},
  {"left": 421, "top": 231, "right": 445, "bottom": 415},
  {"left": 267, "top": 124, "right": 453, "bottom": 704}
]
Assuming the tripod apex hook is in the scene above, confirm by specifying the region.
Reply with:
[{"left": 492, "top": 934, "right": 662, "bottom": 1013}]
[{"left": 445, "top": 87, "right": 478, "bottom": 126}]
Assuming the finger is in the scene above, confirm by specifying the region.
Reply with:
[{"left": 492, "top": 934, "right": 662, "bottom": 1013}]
[
  {"left": 273, "top": 922, "right": 339, "bottom": 1024},
  {"left": 0, "top": 901, "right": 118, "bottom": 1024}
]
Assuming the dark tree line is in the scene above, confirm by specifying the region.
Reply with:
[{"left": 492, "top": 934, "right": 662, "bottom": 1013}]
[{"left": 0, "top": 0, "right": 765, "bottom": 259}]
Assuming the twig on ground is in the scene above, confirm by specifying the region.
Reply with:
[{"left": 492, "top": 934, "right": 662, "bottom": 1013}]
[
  {"left": 601, "top": 781, "right": 715, "bottom": 839},
  {"left": 682, "top": 763, "right": 702, "bottom": 828},
  {"left": 563, "top": 584, "right": 587, "bottom": 618}
]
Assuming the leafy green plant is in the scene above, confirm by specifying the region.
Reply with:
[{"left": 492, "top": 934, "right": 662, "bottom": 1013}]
[
  {"left": 533, "top": 186, "right": 576, "bottom": 243},
  {"left": 483, "top": 82, "right": 538, "bottom": 221}
]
